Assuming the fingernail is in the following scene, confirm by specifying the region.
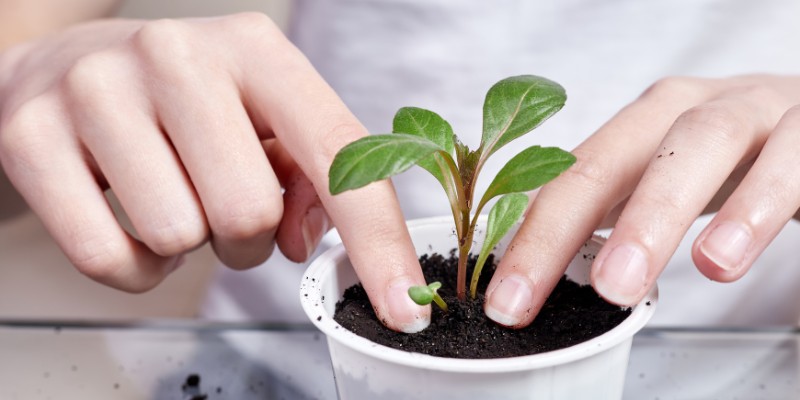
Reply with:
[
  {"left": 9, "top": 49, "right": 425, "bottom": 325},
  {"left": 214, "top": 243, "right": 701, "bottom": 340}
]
[
  {"left": 594, "top": 243, "right": 648, "bottom": 305},
  {"left": 485, "top": 274, "right": 534, "bottom": 327},
  {"left": 386, "top": 276, "right": 430, "bottom": 333},
  {"left": 700, "top": 222, "right": 751, "bottom": 271},
  {"left": 302, "top": 206, "right": 330, "bottom": 261}
]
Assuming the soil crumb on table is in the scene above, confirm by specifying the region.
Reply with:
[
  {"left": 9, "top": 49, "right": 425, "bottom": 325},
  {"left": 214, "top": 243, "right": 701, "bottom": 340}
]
[{"left": 182, "top": 373, "right": 208, "bottom": 400}]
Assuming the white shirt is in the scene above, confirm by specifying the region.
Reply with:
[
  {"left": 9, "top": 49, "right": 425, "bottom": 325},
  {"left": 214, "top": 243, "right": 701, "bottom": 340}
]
[{"left": 203, "top": 0, "right": 800, "bottom": 326}]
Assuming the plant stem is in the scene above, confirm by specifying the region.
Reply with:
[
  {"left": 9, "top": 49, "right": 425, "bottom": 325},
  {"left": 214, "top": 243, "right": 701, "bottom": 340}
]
[
  {"left": 456, "top": 207, "right": 474, "bottom": 301},
  {"left": 456, "top": 243, "right": 469, "bottom": 301},
  {"left": 440, "top": 148, "right": 474, "bottom": 302},
  {"left": 432, "top": 292, "right": 449, "bottom": 312},
  {"left": 469, "top": 251, "right": 489, "bottom": 299}
]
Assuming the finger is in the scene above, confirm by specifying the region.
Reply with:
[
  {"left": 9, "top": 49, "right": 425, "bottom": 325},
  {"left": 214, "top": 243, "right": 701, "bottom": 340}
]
[
  {"left": 65, "top": 49, "right": 208, "bottom": 257},
  {"left": 134, "top": 19, "right": 283, "bottom": 270},
  {"left": 266, "top": 141, "right": 332, "bottom": 263},
  {"left": 0, "top": 93, "right": 178, "bottom": 292},
  {"left": 694, "top": 105, "right": 800, "bottom": 281},
  {"left": 485, "top": 77, "right": 712, "bottom": 328},
  {"left": 233, "top": 17, "right": 429, "bottom": 332},
  {"left": 591, "top": 86, "right": 790, "bottom": 306}
]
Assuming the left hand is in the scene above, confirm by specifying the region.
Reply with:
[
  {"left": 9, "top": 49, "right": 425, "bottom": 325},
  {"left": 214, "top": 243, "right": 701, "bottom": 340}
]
[{"left": 483, "top": 75, "right": 800, "bottom": 328}]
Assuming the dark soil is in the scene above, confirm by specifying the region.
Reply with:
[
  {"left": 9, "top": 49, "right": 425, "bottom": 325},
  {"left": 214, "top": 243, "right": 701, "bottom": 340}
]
[{"left": 334, "top": 251, "right": 632, "bottom": 359}]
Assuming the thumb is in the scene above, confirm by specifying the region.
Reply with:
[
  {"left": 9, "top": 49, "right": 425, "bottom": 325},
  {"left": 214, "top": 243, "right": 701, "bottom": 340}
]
[{"left": 268, "top": 141, "right": 333, "bottom": 263}]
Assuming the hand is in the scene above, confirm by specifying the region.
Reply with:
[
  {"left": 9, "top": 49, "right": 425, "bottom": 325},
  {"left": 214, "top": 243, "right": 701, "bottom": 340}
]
[
  {"left": 0, "top": 14, "right": 429, "bottom": 332},
  {"left": 483, "top": 75, "right": 800, "bottom": 328}
]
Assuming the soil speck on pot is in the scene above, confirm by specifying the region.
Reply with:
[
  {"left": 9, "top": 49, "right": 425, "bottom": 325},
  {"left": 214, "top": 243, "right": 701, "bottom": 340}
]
[{"left": 334, "top": 252, "right": 631, "bottom": 359}]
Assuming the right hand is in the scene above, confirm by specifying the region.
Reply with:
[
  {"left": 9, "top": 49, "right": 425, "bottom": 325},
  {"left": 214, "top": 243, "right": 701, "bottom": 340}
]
[{"left": 0, "top": 13, "right": 430, "bottom": 332}]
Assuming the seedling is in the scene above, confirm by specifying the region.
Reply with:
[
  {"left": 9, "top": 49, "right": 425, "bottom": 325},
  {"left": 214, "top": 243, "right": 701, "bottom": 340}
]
[
  {"left": 408, "top": 282, "right": 448, "bottom": 312},
  {"left": 329, "top": 75, "right": 575, "bottom": 310}
]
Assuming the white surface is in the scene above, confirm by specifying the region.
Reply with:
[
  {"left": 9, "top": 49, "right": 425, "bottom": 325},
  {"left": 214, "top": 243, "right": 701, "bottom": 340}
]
[
  {"left": 118, "top": 0, "right": 289, "bottom": 29},
  {"left": 1, "top": 323, "right": 799, "bottom": 400},
  {"left": 0, "top": 324, "right": 333, "bottom": 400}
]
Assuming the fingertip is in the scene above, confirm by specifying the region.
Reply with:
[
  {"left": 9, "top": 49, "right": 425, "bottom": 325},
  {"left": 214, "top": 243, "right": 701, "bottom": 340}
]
[
  {"left": 301, "top": 205, "right": 332, "bottom": 261},
  {"left": 215, "top": 238, "right": 275, "bottom": 270},
  {"left": 383, "top": 276, "right": 431, "bottom": 333},
  {"left": 591, "top": 242, "right": 649, "bottom": 306},
  {"left": 120, "top": 250, "right": 188, "bottom": 294},
  {"left": 693, "top": 221, "right": 752, "bottom": 282},
  {"left": 691, "top": 243, "right": 745, "bottom": 283},
  {"left": 484, "top": 274, "right": 536, "bottom": 328}
]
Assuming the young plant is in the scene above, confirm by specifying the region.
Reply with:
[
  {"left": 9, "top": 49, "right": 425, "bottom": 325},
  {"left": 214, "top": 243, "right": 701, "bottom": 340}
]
[
  {"left": 407, "top": 282, "right": 448, "bottom": 312},
  {"left": 328, "top": 75, "right": 576, "bottom": 307}
]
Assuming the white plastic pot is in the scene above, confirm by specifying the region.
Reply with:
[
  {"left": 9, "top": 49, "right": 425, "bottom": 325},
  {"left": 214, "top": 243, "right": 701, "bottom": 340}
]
[{"left": 300, "top": 216, "right": 657, "bottom": 400}]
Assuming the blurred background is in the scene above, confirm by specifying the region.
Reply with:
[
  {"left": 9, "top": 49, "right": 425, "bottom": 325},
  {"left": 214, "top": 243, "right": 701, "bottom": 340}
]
[
  {"left": 119, "top": 0, "right": 289, "bottom": 28},
  {"left": 0, "top": 0, "right": 290, "bottom": 321}
]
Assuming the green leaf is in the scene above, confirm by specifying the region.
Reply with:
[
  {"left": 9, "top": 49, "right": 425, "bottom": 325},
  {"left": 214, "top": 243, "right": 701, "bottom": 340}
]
[
  {"left": 480, "top": 75, "right": 566, "bottom": 157},
  {"left": 393, "top": 108, "right": 454, "bottom": 151},
  {"left": 469, "top": 193, "right": 529, "bottom": 298},
  {"left": 480, "top": 146, "right": 576, "bottom": 207},
  {"left": 329, "top": 134, "right": 444, "bottom": 195},
  {"left": 408, "top": 285, "right": 434, "bottom": 305},
  {"left": 408, "top": 282, "right": 448, "bottom": 311},
  {"left": 393, "top": 107, "right": 455, "bottom": 187}
]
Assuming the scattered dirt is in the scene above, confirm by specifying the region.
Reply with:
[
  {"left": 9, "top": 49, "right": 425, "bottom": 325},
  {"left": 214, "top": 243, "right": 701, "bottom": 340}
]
[{"left": 182, "top": 373, "right": 208, "bottom": 400}]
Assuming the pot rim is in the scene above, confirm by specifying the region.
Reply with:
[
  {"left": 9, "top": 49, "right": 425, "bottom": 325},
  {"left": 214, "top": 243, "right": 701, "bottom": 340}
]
[{"left": 300, "top": 216, "right": 658, "bottom": 373}]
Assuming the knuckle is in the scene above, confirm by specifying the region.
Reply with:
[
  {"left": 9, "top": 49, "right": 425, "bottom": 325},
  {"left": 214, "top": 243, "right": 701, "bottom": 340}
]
[
  {"left": 225, "top": 12, "right": 281, "bottom": 36},
  {"left": 140, "top": 220, "right": 207, "bottom": 256},
  {"left": 635, "top": 187, "right": 688, "bottom": 219},
  {"left": 63, "top": 51, "right": 123, "bottom": 103},
  {"left": 315, "top": 121, "right": 368, "bottom": 169},
  {"left": 676, "top": 103, "right": 742, "bottom": 143},
  {"left": 729, "top": 83, "right": 779, "bottom": 100},
  {"left": 133, "top": 19, "right": 196, "bottom": 69},
  {"left": 723, "top": 84, "right": 790, "bottom": 111},
  {"left": 0, "top": 97, "right": 56, "bottom": 172},
  {"left": 221, "top": 12, "right": 294, "bottom": 67},
  {"left": 70, "top": 232, "right": 164, "bottom": 294},
  {"left": 212, "top": 193, "right": 283, "bottom": 241},
  {"left": 781, "top": 103, "right": 800, "bottom": 123},
  {"left": 787, "top": 103, "right": 800, "bottom": 116},
  {"left": 641, "top": 76, "right": 699, "bottom": 99},
  {"left": 559, "top": 148, "right": 615, "bottom": 191},
  {"left": 69, "top": 235, "right": 127, "bottom": 284}
]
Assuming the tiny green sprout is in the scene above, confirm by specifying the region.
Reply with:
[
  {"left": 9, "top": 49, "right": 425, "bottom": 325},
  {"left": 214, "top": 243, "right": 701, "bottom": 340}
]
[
  {"left": 408, "top": 281, "right": 448, "bottom": 312},
  {"left": 329, "top": 75, "right": 576, "bottom": 303}
]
